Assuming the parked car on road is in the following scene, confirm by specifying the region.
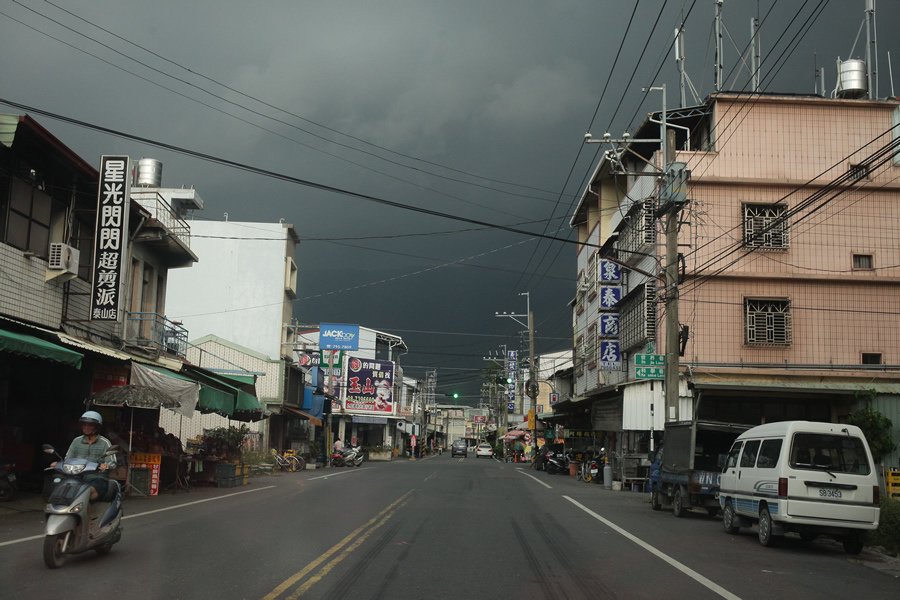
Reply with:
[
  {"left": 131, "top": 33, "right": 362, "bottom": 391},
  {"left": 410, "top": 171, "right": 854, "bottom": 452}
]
[
  {"left": 475, "top": 443, "right": 493, "bottom": 458},
  {"left": 719, "top": 420, "right": 881, "bottom": 554},
  {"left": 451, "top": 439, "right": 467, "bottom": 458}
]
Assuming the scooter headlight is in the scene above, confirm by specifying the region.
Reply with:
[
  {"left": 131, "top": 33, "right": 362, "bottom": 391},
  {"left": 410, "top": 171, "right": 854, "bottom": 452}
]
[{"left": 62, "top": 463, "right": 86, "bottom": 475}]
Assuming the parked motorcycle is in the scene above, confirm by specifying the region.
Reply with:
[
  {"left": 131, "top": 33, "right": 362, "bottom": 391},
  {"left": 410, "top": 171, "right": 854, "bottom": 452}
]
[
  {"left": 41, "top": 444, "right": 123, "bottom": 568},
  {"left": 0, "top": 456, "right": 17, "bottom": 501},
  {"left": 339, "top": 445, "right": 364, "bottom": 467},
  {"left": 544, "top": 449, "right": 568, "bottom": 474}
]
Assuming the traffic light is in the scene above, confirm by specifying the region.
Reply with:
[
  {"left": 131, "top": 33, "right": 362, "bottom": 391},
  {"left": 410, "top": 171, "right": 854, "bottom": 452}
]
[{"left": 452, "top": 392, "right": 459, "bottom": 399}]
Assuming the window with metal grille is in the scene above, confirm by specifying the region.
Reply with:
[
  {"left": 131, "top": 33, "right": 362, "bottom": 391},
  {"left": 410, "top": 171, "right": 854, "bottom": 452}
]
[
  {"left": 619, "top": 282, "right": 657, "bottom": 350},
  {"left": 745, "top": 298, "right": 792, "bottom": 346},
  {"left": 587, "top": 252, "right": 597, "bottom": 296},
  {"left": 574, "top": 335, "right": 584, "bottom": 376},
  {"left": 852, "top": 254, "right": 874, "bottom": 270},
  {"left": 617, "top": 199, "right": 656, "bottom": 259},
  {"left": 743, "top": 203, "right": 789, "bottom": 249},
  {"left": 585, "top": 324, "right": 597, "bottom": 369},
  {"left": 861, "top": 353, "right": 882, "bottom": 365},
  {"left": 848, "top": 163, "right": 870, "bottom": 181}
]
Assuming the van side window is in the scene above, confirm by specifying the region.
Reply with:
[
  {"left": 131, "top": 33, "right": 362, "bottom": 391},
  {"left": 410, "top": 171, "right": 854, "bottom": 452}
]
[
  {"left": 756, "top": 439, "right": 782, "bottom": 468},
  {"left": 740, "top": 440, "right": 760, "bottom": 468},
  {"left": 724, "top": 442, "right": 743, "bottom": 470}
]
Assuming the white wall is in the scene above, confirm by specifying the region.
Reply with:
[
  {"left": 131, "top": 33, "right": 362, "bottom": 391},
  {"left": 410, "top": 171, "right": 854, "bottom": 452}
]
[{"left": 166, "top": 221, "right": 293, "bottom": 359}]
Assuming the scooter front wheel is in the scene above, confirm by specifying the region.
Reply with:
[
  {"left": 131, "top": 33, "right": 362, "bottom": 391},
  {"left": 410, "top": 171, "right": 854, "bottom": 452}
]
[{"left": 43, "top": 533, "right": 67, "bottom": 569}]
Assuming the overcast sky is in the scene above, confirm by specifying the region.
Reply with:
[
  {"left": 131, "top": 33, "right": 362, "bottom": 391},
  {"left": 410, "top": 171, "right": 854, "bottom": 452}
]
[{"left": 2, "top": 1, "right": 898, "bottom": 401}]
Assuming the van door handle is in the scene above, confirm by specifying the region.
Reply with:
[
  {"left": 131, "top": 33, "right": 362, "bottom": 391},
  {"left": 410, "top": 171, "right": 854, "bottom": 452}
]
[{"left": 737, "top": 471, "right": 741, "bottom": 480}]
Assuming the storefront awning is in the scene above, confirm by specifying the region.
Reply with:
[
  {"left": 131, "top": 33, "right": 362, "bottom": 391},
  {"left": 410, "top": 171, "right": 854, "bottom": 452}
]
[
  {"left": 282, "top": 405, "right": 323, "bottom": 427},
  {"left": 56, "top": 333, "right": 131, "bottom": 362},
  {"left": 350, "top": 415, "right": 389, "bottom": 425},
  {"left": 182, "top": 366, "right": 265, "bottom": 421},
  {"left": 0, "top": 327, "right": 83, "bottom": 368},
  {"left": 689, "top": 373, "right": 900, "bottom": 395},
  {"left": 131, "top": 362, "right": 200, "bottom": 416}
]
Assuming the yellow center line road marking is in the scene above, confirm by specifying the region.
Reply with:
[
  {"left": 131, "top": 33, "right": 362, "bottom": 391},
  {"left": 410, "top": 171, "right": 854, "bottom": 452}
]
[
  {"left": 563, "top": 496, "right": 742, "bottom": 600},
  {"left": 286, "top": 497, "right": 411, "bottom": 599},
  {"left": 262, "top": 490, "right": 414, "bottom": 600}
]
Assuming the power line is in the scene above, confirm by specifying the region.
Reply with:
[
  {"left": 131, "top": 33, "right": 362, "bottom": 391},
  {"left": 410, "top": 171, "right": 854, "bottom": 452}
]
[{"left": 13, "top": 0, "right": 562, "bottom": 202}]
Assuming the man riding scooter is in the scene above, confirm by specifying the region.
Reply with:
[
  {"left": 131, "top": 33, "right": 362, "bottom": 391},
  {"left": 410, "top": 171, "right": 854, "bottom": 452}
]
[{"left": 51, "top": 411, "right": 116, "bottom": 501}]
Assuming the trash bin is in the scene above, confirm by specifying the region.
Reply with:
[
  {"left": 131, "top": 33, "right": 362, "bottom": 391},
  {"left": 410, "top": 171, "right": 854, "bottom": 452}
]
[{"left": 569, "top": 461, "right": 580, "bottom": 477}]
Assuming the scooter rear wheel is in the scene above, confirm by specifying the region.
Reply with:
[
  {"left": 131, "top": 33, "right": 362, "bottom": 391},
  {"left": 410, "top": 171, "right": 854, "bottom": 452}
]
[{"left": 43, "top": 533, "right": 67, "bottom": 569}]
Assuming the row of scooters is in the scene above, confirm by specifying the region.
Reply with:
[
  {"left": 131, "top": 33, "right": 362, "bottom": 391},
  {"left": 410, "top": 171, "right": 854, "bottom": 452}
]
[{"left": 533, "top": 446, "right": 608, "bottom": 483}]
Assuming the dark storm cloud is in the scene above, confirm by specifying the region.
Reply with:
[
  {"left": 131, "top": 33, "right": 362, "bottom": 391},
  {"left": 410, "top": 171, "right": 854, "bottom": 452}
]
[{"left": 1, "top": 1, "right": 897, "bottom": 398}]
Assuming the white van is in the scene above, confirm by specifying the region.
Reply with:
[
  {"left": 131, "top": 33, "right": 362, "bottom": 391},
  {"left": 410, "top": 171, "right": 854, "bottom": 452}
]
[{"left": 718, "top": 421, "right": 880, "bottom": 554}]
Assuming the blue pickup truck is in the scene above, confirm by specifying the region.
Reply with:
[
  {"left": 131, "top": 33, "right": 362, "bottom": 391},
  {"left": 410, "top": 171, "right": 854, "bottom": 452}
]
[{"left": 649, "top": 421, "right": 748, "bottom": 518}]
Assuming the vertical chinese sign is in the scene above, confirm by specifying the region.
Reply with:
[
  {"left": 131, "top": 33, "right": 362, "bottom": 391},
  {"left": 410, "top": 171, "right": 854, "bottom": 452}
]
[
  {"left": 90, "top": 156, "right": 131, "bottom": 322},
  {"left": 598, "top": 259, "right": 622, "bottom": 370}
]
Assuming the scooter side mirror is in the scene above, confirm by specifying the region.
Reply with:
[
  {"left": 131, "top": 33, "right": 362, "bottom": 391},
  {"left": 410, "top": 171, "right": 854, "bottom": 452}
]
[{"left": 42, "top": 444, "right": 56, "bottom": 454}]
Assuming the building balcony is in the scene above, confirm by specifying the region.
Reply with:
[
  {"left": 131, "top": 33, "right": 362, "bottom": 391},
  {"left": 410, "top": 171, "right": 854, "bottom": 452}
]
[
  {"left": 124, "top": 311, "right": 188, "bottom": 358},
  {"left": 130, "top": 190, "right": 198, "bottom": 268}
]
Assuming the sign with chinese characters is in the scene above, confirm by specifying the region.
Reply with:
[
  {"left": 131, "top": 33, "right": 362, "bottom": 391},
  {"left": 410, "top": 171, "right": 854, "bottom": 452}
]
[
  {"left": 507, "top": 402, "right": 516, "bottom": 411},
  {"left": 506, "top": 350, "right": 517, "bottom": 403},
  {"left": 345, "top": 357, "right": 394, "bottom": 414},
  {"left": 598, "top": 285, "right": 622, "bottom": 310},
  {"left": 131, "top": 452, "right": 161, "bottom": 496},
  {"left": 599, "top": 260, "right": 622, "bottom": 282},
  {"left": 635, "top": 354, "right": 665, "bottom": 366},
  {"left": 599, "top": 313, "right": 620, "bottom": 338},
  {"left": 90, "top": 156, "right": 131, "bottom": 322},
  {"left": 599, "top": 340, "right": 622, "bottom": 370},
  {"left": 636, "top": 366, "right": 665, "bottom": 380}
]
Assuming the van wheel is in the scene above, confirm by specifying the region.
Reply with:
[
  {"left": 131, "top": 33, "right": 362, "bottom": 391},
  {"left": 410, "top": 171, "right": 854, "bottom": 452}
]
[
  {"left": 758, "top": 506, "right": 775, "bottom": 547},
  {"left": 672, "top": 487, "right": 686, "bottom": 518},
  {"left": 651, "top": 489, "right": 662, "bottom": 511},
  {"left": 723, "top": 501, "right": 739, "bottom": 534},
  {"left": 842, "top": 534, "right": 864, "bottom": 555}
]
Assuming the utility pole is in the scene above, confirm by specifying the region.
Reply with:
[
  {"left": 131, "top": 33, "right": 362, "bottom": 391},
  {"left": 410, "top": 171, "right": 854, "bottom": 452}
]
[
  {"left": 497, "top": 293, "right": 537, "bottom": 457},
  {"left": 714, "top": 0, "right": 724, "bottom": 92}
]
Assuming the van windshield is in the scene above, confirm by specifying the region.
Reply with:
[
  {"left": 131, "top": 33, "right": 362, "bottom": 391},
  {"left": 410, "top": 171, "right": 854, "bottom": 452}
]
[{"left": 789, "top": 433, "right": 871, "bottom": 475}]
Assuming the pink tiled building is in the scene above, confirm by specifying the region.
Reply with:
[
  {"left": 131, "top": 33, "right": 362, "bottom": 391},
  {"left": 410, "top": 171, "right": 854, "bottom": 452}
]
[{"left": 566, "top": 93, "right": 900, "bottom": 467}]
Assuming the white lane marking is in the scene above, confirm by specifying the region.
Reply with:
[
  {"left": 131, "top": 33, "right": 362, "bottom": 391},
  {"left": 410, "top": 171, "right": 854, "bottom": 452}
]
[
  {"left": 516, "top": 469, "right": 552, "bottom": 489},
  {"left": 308, "top": 467, "right": 373, "bottom": 481},
  {"left": 424, "top": 471, "right": 437, "bottom": 482},
  {"left": 0, "top": 485, "right": 278, "bottom": 548},
  {"left": 563, "top": 496, "right": 742, "bottom": 600}
]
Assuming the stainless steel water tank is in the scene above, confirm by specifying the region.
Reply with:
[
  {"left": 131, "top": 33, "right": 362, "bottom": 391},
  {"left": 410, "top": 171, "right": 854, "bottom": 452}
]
[
  {"left": 837, "top": 59, "right": 868, "bottom": 99},
  {"left": 134, "top": 158, "right": 163, "bottom": 187}
]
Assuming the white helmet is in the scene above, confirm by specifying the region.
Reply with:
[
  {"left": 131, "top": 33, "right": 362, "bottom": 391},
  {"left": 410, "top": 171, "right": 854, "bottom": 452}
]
[{"left": 80, "top": 410, "right": 103, "bottom": 425}]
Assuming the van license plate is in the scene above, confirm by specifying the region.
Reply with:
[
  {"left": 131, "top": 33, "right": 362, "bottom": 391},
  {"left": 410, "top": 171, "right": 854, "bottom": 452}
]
[{"left": 818, "top": 488, "right": 842, "bottom": 498}]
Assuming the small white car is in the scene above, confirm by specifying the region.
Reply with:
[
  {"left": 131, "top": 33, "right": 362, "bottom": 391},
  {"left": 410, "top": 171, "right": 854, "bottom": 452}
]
[{"left": 475, "top": 443, "right": 494, "bottom": 458}]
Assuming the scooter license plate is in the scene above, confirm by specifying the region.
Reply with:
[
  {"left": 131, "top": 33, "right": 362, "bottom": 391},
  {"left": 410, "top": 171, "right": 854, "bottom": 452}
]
[
  {"left": 6, "top": 474, "right": 14, "bottom": 482},
  {"left": 590, "top": 468, "right": 598, "bottom": 476}
]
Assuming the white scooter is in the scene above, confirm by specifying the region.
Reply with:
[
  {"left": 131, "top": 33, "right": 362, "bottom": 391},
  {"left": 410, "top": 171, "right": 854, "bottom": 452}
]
[
  {"left": 341, "top": 445, "right": 364, "bottom": 467},
  {"left": 42, "top": 444, "right": 123, "bottom": 568}
]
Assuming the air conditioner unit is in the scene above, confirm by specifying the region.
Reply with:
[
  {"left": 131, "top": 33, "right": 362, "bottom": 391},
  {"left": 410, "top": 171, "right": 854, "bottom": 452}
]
[{"left": 45, "top": 243, "right": 80, "bottom": 282}]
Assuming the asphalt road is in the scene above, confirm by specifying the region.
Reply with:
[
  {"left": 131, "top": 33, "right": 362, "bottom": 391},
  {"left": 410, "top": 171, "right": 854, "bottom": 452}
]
[{"left": 1, "top": 454, "right": 897, "bottom": 599}]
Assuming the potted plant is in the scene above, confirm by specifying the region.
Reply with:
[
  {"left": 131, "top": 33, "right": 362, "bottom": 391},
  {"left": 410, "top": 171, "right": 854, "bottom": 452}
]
[{"left": 364, "top": 445, "right": 392, "bottom": 461}]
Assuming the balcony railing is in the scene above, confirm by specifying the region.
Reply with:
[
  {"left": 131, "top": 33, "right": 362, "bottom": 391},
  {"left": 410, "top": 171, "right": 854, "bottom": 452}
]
[
  {"left": 124, "top": 311, "right": 188, "bottom": 357},
  {"left": 131, "top": 191, "right": 191, "bottom": 248}
]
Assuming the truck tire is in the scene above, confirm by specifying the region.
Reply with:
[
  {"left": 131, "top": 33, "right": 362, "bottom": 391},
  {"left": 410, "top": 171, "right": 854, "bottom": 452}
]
[
  {"left": 722, "top": 500, "right": 739, "bottom": 534},
  {"left": 672, "top": 487, "right": 686, "bottom": 518},
  {"left": 758, "top": 505, "right": 775, "bottom": 547},
  {"left": 651, "top": 489, "right": 662, "bottom": 511}
]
